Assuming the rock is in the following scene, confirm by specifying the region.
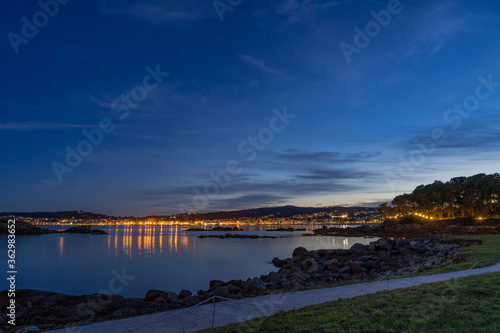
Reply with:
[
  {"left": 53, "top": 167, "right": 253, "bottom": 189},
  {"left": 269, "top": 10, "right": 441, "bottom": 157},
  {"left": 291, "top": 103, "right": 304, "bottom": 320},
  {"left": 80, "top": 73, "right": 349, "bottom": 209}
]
[
  {"left": 272, "top": 257, "right": 287, "bottom": 268},
  {"left": 181, "top": 296, "right": 201, "bottom": 307},
  {"left": 206, "top": 286, "right": 229, "bottom": 299},
  {"left": 278, "top": 269, "right": 292, "bottom": 278},
  {"left": 350, "top": 243, "right": 366, "bottom": 251},
  {"left": 13, "top": 327, "right": 41, "bottom": 333},
  {"left": 338, "top": 266, "right": 351, "bottom": 274},
  {"left": 378, "top": 238, "right": 393, "bottom": 250},
  {"left": 144, "top": 290, "right": 163, "bottom": 302},
  {"left": 178, "top": 290, "right": 192, "bottom": 299},
  {"left": 160, "top": 291, "right": 178, "bottom": 303},
  {"left": 351, "top": 263, "right": 367, "bottom": 275},
  {"left": 292, "top": 247, "right": 309, "bottom": 257},
  {"left": 209, "top": 280, "right": 225, "bottom": 289},
  {"left": 153, "top": 297, "right": 166, "bottom": 303},
  {"left": 399, "top": 247, "right": 420, "bottom": 257},
  {"left": 325, "top": 259, "right": 339, "bottom": 271},
  {"left": 111, "top": 310, "right": 123, "bottom": 320},
  {"left": 300, "top": 258, "right": 317, "bottom": 271},
  {"left": 243, "top": 278, "right": 266, "bottom": 292}
]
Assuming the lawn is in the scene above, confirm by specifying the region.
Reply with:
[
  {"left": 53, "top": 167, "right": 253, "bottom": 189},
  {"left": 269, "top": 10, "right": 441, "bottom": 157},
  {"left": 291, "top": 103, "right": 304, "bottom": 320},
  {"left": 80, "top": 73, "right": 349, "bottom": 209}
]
[
  {"left": 204, "top": 271, "right": 500, "bottom": 333},
  {"left": 203, "top": 235, "right": 500, "bottom": 332}
]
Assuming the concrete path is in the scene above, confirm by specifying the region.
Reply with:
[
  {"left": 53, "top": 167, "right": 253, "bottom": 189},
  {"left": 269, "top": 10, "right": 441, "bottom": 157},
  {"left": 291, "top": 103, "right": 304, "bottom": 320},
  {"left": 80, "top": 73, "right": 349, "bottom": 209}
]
[{"left": 48, "top": 262, "right": 500, "bottom": 333}]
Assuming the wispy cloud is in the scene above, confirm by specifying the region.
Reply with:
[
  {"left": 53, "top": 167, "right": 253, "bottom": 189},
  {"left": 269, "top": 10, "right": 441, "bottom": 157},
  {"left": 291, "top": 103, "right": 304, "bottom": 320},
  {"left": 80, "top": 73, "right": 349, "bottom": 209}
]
[
  {"left": 0, "top": 122, "right": 94, "bottom": 130},
  {"left": 98, "top": 0, "right": 213, "bottom": 24},
  {"left": 399, "top": 0, "right": 472, "bottom": 60},
  {"left": 277, "top": 150, "right": 381, "bottom": 163},
  {"left": 275, "top": 0, "right": 348, "bottom": 23},
  {"left": 239, "top": 54, "right": 285, "bottom": 76}
]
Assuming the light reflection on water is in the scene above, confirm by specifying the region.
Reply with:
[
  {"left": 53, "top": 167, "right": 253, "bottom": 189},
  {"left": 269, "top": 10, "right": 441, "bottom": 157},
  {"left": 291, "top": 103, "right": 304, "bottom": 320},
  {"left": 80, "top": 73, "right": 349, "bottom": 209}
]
[{"left": 3, "top": 225, "right": 374, "bottom": 298}]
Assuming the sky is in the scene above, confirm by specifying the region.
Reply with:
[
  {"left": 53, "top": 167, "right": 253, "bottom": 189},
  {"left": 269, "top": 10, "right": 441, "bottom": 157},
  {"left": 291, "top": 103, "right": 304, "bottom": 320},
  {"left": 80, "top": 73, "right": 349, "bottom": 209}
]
[{"left": 1, "top": 0, "right": 500, "bottom": 216}]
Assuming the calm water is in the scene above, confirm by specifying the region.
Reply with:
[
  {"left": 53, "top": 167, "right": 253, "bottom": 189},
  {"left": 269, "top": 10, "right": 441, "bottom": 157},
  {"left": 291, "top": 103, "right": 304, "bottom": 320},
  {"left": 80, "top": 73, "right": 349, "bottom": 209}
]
[{"left": 1, "top": 225, "right": 375, "bottom": 298}]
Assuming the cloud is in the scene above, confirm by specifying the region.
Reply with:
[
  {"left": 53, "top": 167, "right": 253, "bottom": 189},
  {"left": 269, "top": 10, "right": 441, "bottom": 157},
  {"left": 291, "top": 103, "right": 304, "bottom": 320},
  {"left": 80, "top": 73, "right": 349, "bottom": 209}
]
[
  {"left": 274, "top": 0, "right": 348, "bottom": 23},
  {"left": 239, "top": 54, "right": 284, "bottom": 76},
  {"left": 0, "top": 122, "right": 94, "bottom": 130},
  {"left": 399, "top": 1, "right": 472, "bottom": 60},
  {"left": 277, "top": 149, "right": 381, "bottom": 163},
  {"left": 98, "top": 0, "right": 214, "bottom": 24}
]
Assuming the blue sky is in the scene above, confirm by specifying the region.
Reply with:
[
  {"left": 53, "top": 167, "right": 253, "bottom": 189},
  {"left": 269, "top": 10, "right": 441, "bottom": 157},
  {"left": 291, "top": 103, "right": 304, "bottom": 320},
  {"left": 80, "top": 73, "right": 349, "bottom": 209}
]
[{"left": 1, "top": 0, "right": 500, "bottom": 216}]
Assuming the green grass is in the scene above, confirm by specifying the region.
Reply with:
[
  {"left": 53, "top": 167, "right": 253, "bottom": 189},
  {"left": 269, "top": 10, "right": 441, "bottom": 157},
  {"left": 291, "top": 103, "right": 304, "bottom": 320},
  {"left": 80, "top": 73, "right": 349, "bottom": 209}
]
[
  {"left": 202, "top": 235, "right": 500, "bottom": 332},
  {"left": 204, "top": 272, "right": 500, "bottom": 333},
  {"left": 415, "top": 235, "right": 500, "bottom": 275}
]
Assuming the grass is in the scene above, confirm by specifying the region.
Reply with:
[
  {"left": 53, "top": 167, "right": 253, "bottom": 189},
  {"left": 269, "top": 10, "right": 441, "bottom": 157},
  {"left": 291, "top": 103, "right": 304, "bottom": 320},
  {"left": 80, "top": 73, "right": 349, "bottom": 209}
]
[
  {"left": 204, "top": 272, "right": 500, "bottom": 333},
  {"left": 202, "top": 235, "right": 500, "bottom": 332},
  {"left": 414, "top": 235, "right": 500, "bottom": 275}
]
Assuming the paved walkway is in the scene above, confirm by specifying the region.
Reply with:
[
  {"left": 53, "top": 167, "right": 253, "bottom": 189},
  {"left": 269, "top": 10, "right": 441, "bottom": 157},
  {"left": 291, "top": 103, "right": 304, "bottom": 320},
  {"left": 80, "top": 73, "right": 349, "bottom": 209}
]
[{"left": 48, "top": 262, "right": 500, "bottom": 333}]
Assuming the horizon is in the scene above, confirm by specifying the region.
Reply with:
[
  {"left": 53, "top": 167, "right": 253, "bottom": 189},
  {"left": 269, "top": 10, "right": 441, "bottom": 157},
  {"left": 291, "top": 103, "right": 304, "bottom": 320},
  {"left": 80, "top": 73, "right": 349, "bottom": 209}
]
[{"left": 2, "top": 1, "right": 500, "bottom": 216}]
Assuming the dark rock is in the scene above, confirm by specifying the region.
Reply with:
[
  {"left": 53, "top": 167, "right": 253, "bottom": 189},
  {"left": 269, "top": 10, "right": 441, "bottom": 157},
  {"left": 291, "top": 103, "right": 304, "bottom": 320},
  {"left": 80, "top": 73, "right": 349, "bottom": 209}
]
[
  {"left": 272, "top": 257, "right": 287, "bottom": 268},
  {"left": 351, "top": 263, "right": 367, "bottom": 275},
  {"left": 206, "top": 286, "right": 229, "bottom": 299},
  {"left": 160, "top": 291, "right": 178, "bottom": 303},
  {"left": 144, "top": 290, "right": 162, "bottom": 302},
  {"left": 178, "top": 290, "right": 192, "bottom": 299},
  {"left": 243, "top": 278, "right": 266, "bottom": 292},
  {"left": 180, "top": 296, "right": 201, "bottom": 307},
  {"left": 400, "top": 247, "right": 420, "bottom": 257},
  {"left": 14, "top": 326, "right": 41, "bottom": 333},
  {"left": 292, "top": 247, "right": 309, "bottom": 257},
  {"left": 350, "top": 243, "right": 366, "bottom": 251},
  {"left": 209, "top": 280, "right": 225, "bottom": 289}
]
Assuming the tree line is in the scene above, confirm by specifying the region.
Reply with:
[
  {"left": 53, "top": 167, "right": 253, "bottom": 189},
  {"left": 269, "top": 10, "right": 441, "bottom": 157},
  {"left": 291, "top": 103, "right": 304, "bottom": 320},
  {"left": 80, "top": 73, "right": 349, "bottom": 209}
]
[{"left": 379, "top": 173, "right": 500, "bottom": 219}]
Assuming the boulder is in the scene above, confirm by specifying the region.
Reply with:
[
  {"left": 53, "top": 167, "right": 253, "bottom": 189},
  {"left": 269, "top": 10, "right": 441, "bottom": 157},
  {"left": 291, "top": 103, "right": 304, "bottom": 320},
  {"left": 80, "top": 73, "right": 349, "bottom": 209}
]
[
  {"left": 13, "top": 327, "right": 41, "bottom": 333},
  {"left": 243, "top": 278, "right": 266, "bottom": 292},
  {"left": 399, "top": 247, "right": 420, "bottom": 257},
  {"left": 350, "top": 243, "right": 366, "bottom": 251},
  {"left": 144, "top": 290, "right": 163, "bottom": 302},
  {"left": 325, "top": 259, "right": 339, "bottom": 272},
  {"left": 206, "top": 286, "right": 229, "bottom": 299},
  {"left": 178, "top": 290, "right": 192, "bottom": 299},
  {"left": 272, "top": 257, "right": 287, "bottom": 268},
  {"left": 351, "top": 263, "right": 367, "bottom": 275},
  {"left": 292, "top": 247, "right": 309, "bottom": 257},
  {"left": 209, "top": 280, "right": 225, "bottom": 289},
  {"left": 160, "top": 291, "right": 178, "bottom": 303},
  {"left": 300, "top": 258, "right": 317, "bottom": 271},
  {"left": 181, "top": 296, "right": 201, "bottom": 307}
]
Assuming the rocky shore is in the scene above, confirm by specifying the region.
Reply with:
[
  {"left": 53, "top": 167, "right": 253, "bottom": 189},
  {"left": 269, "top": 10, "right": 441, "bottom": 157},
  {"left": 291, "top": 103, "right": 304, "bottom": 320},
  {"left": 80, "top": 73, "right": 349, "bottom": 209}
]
[
  {"left": 0, "top": 236, "right": 480, "bottom": 332},
  {"left": 314, "top": 217, "right": 500, "bottom": 238},
  {"left": 0, "top": 220, "right": 107, "bottom": 236},
  {"left": 198, "top": 233, "right": 281, "bottom": 239}
]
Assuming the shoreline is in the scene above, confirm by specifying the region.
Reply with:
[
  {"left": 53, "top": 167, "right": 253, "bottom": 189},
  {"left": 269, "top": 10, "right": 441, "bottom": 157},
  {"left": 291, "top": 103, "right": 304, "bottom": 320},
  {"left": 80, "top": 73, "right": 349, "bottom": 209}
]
[{"left": 0, "top": 235, "right": 483, "bottom": 332}]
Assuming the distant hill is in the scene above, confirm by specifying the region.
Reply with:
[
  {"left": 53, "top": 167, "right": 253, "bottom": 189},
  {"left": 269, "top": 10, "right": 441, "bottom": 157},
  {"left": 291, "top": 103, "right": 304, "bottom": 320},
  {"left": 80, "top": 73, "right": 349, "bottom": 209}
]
[
  {"left": 1, "top": 206, "right": 378, "bottom": 221},
  {"left": 165, "top": 205, "right": 377, "bottom": 221},
  {"left": 0, "top": 211, "right": 112, "bottom": 219}
]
